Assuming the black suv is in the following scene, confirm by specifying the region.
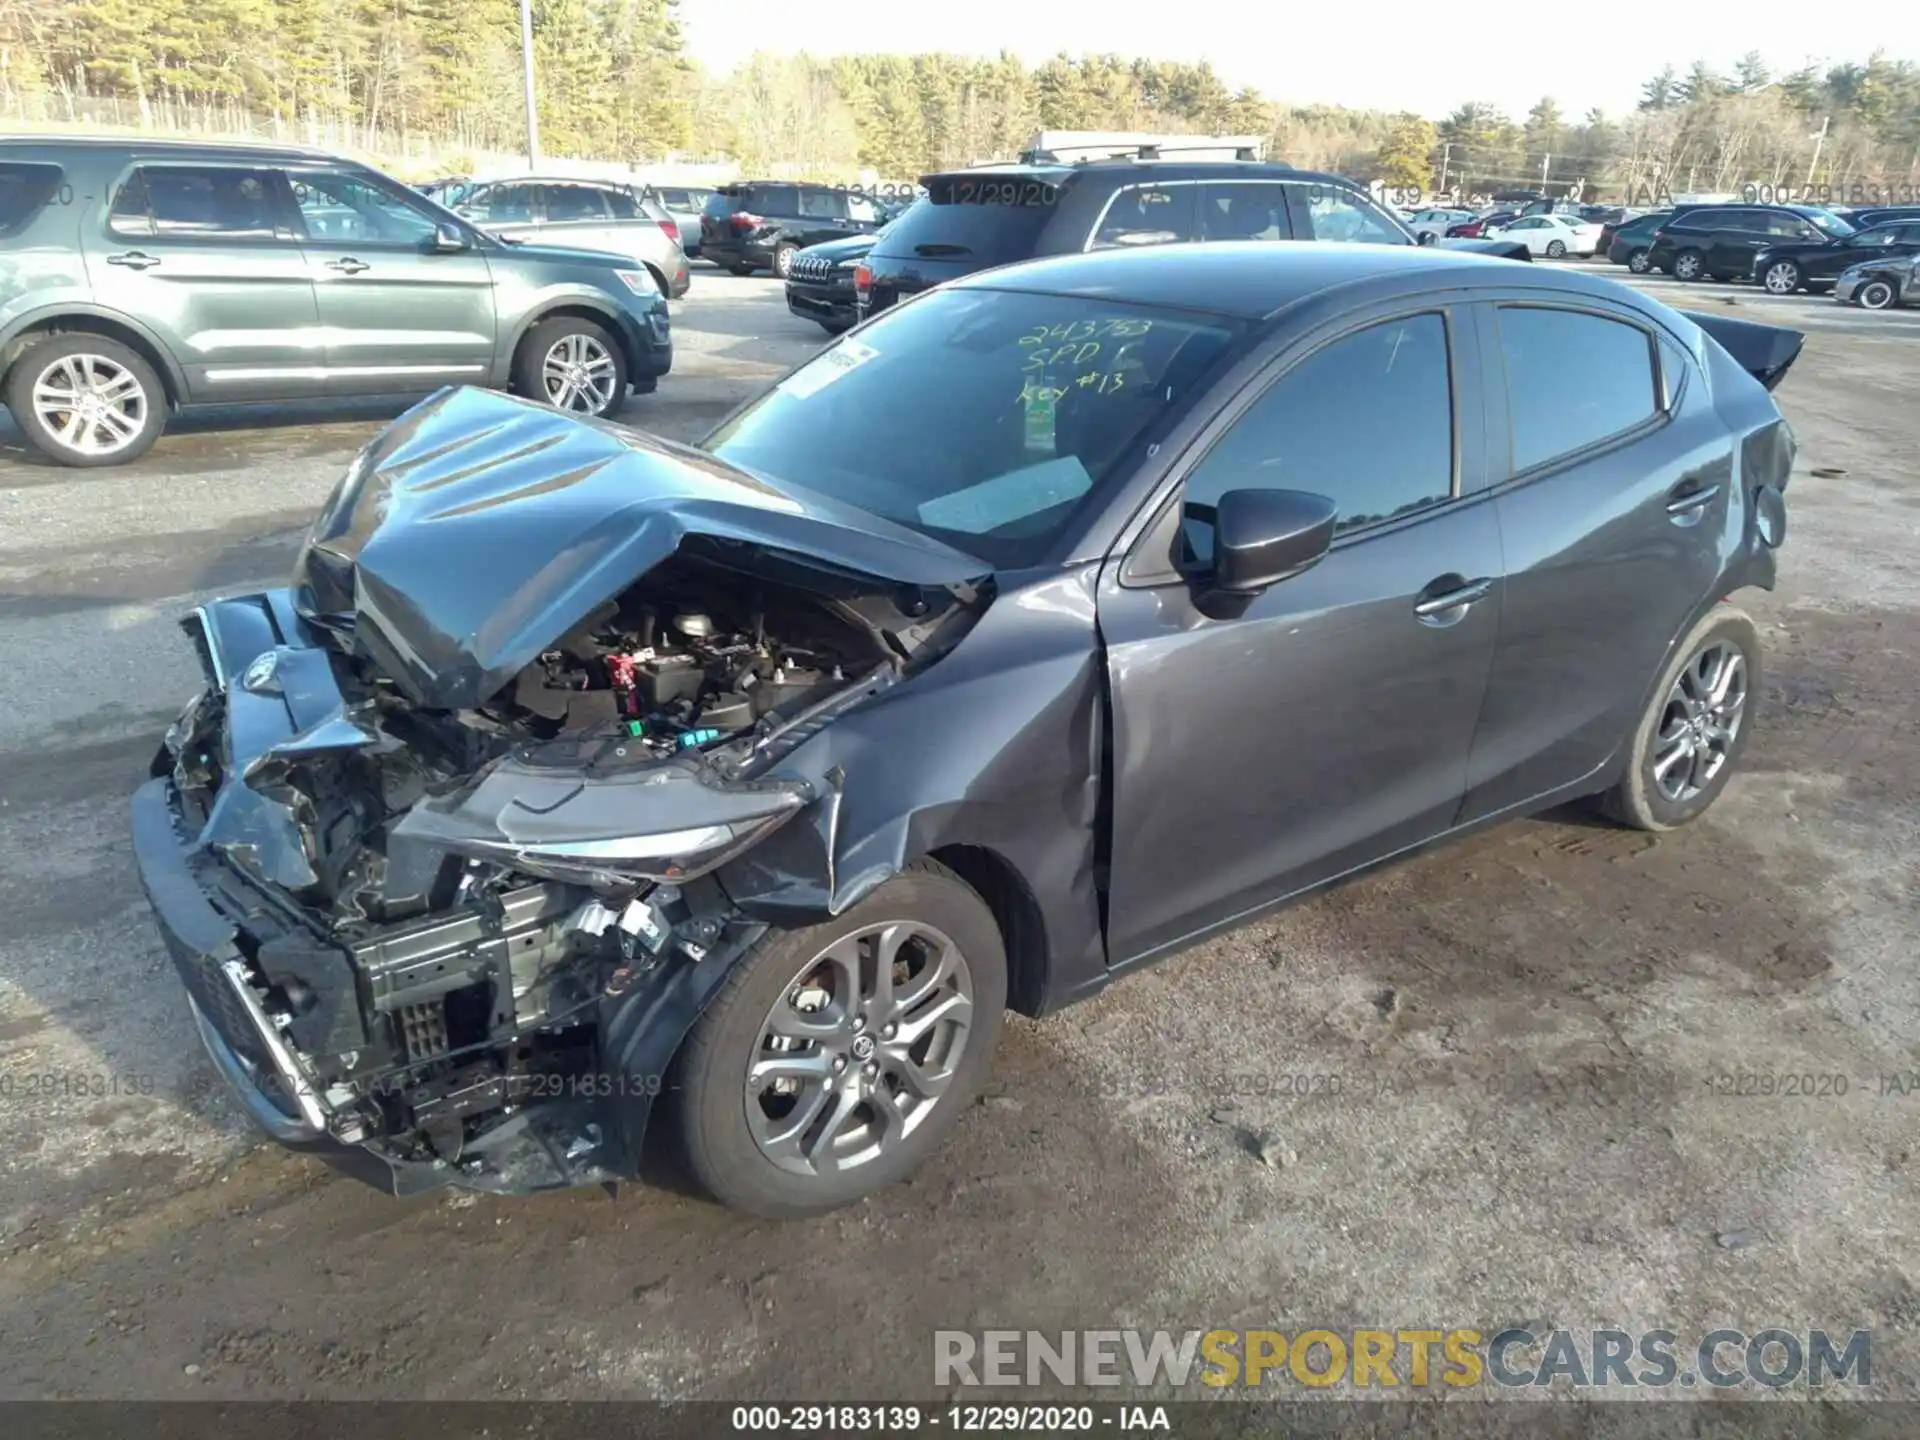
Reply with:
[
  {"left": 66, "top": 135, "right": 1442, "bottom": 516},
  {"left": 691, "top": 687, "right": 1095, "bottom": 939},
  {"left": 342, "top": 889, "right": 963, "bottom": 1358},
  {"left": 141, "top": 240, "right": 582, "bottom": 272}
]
[
  {"left": 701, "top": 183, "right": 885, "bottom": 278},
  {"left": 1645, "top": 204, "right": 1856, "bottom": 282},
  {"left": 853, "top": 160, "right": 1526, "bottom": 321}
]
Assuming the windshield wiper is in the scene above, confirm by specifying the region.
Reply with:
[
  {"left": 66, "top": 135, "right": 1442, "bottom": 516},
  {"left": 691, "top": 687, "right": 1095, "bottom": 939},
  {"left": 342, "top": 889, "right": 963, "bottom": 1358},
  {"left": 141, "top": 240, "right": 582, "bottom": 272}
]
[{"left": 914, "top": 243, "right": 972, "bottom": 256}]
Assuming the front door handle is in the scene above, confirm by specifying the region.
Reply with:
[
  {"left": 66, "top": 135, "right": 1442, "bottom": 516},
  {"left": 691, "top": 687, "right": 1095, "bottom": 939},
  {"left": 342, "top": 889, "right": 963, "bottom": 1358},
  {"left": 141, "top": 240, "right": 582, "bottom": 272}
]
[
  {"left": 326, "top": 257, "right": 370, "bottom": 275},
  {"left": 1413, "top": 575, "right": 1494, "bottom": 621},
  {"left": 105, "top": 251, "right": 160, "bottom": 270},
  {"left": 1666, "top": 481, "right": 1721, "bottom": 520}
]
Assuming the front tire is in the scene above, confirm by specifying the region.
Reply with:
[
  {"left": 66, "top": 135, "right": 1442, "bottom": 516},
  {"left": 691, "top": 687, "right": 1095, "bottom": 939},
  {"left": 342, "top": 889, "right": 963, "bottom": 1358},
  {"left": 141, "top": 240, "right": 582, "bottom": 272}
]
[
  {"left": 673, "top": 860, "right": 1007, "bottom": 1219},
  {"left": 772, "top": 243, "right": 798, "bottom": 279},
  {"left": 6, "top": 334, "right": 166, "bottom": 467},
  {"left": 1761, "top": 260, "right": 1802, "bottom": 295},
  {"left": 513, "top": 316, "right": 628, "bottom": 419},
  {"left": 1857, "top": 278, "right": 1898, "bottom": 310},
  {"left": 1596, "top": 606, "right": 1759, "bottom": 832}
]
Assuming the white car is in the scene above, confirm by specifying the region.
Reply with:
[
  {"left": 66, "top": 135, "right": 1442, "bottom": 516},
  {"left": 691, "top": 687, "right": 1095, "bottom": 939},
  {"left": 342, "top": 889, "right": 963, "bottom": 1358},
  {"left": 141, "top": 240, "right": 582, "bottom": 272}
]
[{"left": 1484, "top": 213, "right": 1603, "bottom": 258}]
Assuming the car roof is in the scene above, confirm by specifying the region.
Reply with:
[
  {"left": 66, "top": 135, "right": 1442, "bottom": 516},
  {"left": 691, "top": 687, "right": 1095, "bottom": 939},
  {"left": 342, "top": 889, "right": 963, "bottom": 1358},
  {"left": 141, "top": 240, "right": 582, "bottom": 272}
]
[
  {"left": 920, "top": 159, "right": 1358, "bottom": 191},
  {"left": 943, "top": 241, "right": 1639, "bottom": 322},
  {"left": 0, "top": 134, "right": 346, "bottom": 163}
]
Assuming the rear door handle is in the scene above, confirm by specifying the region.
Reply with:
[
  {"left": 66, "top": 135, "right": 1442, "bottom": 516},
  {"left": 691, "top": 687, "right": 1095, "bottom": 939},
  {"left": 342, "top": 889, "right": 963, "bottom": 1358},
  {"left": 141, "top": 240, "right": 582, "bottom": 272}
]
[
  {"left": 1666, "top": 481, "right": 1721, "bottom": 519},
  {"left": 326, "top": 257, "right": 370, "bottom": 275},
  {"left": 1413, "top": 575, "right": 1494, "bottom": 621},
  {"left": 105, "top": 251, "right": 160, "bottom": 270}
]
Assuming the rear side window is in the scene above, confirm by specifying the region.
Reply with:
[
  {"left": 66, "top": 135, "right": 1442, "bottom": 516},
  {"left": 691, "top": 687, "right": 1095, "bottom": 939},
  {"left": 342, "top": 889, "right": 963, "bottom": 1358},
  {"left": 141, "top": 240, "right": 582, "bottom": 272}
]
[
  {"left": 542, "top": 185, "right": 612, "bottom": 222},
  {"left": 752, "top": 186, "right": 801, "bottom": 217},
  {"left": 873, "top": 186, "right": 1057, "bottom": 265},
  {"left": 1091, "top": 185, "right": 1194, "bottom": 250},
  {"left": 0, "top": 163, "right": 63, "bottom": 238},
  {"left": 109, "top": 166, "right": 283, "bottom": 240},
  {"left": 797, "top": 188, "right": 843, "bottom": 219},
  {"left": 1496, "top": 307, "right": 1658, "bottom": 474},
  {"left": 1198, "top": 183, "right": 1289, "bottom": 241},
  {"left": 462, "top": 182, "right": 537, "bottom": 224}
]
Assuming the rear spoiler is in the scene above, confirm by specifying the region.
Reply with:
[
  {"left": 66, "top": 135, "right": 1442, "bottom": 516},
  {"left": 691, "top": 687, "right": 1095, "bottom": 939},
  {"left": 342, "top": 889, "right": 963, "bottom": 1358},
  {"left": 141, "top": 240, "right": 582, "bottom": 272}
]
[{"left": 1682, "top": 311, "right": 1806, "bottom": 391}]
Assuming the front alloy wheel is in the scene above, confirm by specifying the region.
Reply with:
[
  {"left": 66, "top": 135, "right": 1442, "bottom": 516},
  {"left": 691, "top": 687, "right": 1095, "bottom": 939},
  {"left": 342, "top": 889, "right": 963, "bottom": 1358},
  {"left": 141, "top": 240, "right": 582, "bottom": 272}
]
[
  {"left": 673, "top": 860, "right": 1007, "bottom": 1218},
  {"left": 747, "top": 921, "right": 974, "bottom": 1176},
  {"left": 542, "top": 333, "right": 620, "bottom": 414},
  {"left": 1762, "top": 261, "right": 1802, "bottom": 295}
]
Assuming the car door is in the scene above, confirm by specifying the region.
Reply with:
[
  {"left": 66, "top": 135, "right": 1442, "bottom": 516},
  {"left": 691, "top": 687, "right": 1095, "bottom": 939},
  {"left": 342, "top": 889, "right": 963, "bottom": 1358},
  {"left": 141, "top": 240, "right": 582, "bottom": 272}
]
[
  {"left": 1708, "top": 209, "right": 1773, "bottom": 276},
  {"left": 1812, "top": 224, "right": 1919, "bottom": 281},
  {"left": 1096, "top": 303, "right": 1504, "bottom": 964},
  {"left": 89, "top": 161, "right": 319, "bottom": 402},
  {"left": 1458, "top": 299, "right": 1728, "bottom": 822},
  {"left": 282, "top": 164, "right": 497, "bottom": 395}
]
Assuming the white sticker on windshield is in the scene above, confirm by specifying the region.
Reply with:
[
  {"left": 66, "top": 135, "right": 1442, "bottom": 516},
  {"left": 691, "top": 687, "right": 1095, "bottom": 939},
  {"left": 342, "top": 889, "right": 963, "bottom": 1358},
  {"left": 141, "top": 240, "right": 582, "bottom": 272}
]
[
  {"left": 917, "top": 456, "right": 1093, "bottom": 534},
  {"left": 777, "top": 338, "right": 880, "bottom": 400}
]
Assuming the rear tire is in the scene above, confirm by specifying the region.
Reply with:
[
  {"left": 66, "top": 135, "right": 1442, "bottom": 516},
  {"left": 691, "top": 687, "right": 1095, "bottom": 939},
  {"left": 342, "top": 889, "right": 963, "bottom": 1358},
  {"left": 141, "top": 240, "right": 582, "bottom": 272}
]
[
  {"left": 673, "top": 860, "right": 1007, "bottom": 1219},
  {"left": 1545, "top": 239, "right": 1567, "bottom": 258},
  {"left": 1596, "top": 606, "right": 1759, "bottom": 832},
  {"left": 5, "top": 333, "right": 166, "bottom": 468},
  {"left": 1671, "top": 248, "right": 1706, "bottom": 281},
  {"left": 1627, "top": 248, "right": 1652, "bottom": 274},
  {"left": 772, "top": 243, "right": 798, "bottom": 279},
  {"left": 818, "top": 318, "right": 853, "bottom": 337},
  {"left": 726, "top": 262, "right": 756, "bottom": 277}
]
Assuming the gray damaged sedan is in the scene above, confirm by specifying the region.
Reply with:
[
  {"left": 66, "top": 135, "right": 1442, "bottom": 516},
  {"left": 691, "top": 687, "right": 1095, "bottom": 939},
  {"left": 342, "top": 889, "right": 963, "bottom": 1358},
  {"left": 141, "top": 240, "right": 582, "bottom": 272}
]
[{"left": 133, "top": 244, "right": 1802, "bottom": 1218}]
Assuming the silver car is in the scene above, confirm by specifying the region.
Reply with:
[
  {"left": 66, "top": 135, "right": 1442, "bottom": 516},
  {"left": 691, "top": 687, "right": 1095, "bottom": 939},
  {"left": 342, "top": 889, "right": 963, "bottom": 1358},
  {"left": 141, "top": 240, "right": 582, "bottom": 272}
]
[
  {"left": 643, "top": 184, "right": 716, "bottom": 258},
  {"left": 453, "top": 177, "right": 690, "bottom": 298}
]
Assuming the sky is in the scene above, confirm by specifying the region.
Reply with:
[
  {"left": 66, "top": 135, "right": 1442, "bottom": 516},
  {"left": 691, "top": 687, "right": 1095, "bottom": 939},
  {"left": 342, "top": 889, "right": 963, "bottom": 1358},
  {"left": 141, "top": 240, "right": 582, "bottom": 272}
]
[{"left": 680, "top": 1, "right": 1909, "bottom": 123}]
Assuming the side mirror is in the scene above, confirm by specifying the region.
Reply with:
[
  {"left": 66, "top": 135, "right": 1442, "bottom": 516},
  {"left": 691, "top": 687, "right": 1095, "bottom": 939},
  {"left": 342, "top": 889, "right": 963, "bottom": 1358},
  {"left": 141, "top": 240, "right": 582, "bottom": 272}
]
[
  {"left": 1203, "top": 488, "right": 1338, "bottom": 594},
  {"left": 432, "top": 222, "right": 470, "bottom": 253}
]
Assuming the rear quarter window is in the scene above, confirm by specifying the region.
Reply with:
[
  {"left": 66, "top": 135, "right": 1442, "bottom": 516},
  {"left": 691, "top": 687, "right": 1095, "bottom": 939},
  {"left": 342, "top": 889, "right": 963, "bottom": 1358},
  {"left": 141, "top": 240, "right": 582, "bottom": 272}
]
[{"left": 0, "top": 163, "right": 65, "bottom": 238}]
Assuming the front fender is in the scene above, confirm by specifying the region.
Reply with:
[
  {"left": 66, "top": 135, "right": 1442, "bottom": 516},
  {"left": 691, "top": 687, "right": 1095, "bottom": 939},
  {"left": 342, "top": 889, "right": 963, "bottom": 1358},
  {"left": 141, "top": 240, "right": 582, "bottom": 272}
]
[{"left": 715, "top": 566, "right": 1112, "bottom": 1014}]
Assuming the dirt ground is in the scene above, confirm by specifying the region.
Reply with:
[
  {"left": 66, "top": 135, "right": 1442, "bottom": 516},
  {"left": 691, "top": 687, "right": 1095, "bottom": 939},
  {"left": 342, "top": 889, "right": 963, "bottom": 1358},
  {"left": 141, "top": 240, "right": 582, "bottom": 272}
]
[{"left": 0, "top": 265, "right": 1914, "bottom": 1404}]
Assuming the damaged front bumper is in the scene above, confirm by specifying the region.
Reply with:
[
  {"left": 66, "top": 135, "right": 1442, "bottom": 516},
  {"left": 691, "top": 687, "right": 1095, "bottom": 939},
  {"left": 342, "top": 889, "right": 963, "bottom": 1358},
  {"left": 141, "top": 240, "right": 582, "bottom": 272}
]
[{"left": 132, "top": 593, "right": 783, "bottom": 1197}]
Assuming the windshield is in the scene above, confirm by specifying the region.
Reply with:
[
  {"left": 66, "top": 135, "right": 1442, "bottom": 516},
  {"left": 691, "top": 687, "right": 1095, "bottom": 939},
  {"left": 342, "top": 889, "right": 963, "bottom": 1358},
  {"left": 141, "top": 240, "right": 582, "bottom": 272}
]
[
  {"left": 704, "top": 287, "right": 1242, "bottom": 567},
  {"left": 1808, "top": 209, "right": 1856, "bottom": 237}
]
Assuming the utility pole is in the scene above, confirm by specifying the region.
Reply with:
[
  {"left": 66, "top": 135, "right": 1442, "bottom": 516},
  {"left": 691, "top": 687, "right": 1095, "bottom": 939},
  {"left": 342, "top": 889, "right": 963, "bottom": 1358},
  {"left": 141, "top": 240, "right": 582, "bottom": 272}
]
[
  {"left": 1437, "top": 142, "right": 1452, "bottom": 198},
  {"left": 1805, "top": 116, "right": 1829, "bottom": 192},
  {"left": 519, "top": 0, "right": 540, "bottom": 167},
  {"left": 1540, "top": 152, "right": 1550, "bottom": 190}
]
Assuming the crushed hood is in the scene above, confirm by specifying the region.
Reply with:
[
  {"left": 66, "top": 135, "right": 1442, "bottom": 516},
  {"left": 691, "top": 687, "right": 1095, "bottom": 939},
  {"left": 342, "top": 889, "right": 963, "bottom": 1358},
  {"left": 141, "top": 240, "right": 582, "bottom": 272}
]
[{"left": 292, "top": 386, "right": 991, "bottom": 711}]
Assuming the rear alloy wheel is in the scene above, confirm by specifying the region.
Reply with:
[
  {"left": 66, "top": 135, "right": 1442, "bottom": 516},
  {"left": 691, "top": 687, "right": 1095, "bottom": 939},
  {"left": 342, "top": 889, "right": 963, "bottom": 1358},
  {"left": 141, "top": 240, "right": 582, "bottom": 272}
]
[
  {"left": 772, "top": 243, "right": 798, "bottom": 279},
  {"left": 1545, "top": 239, "right": 1567, "bottom": 258},
  {"left": 6, "top": 334, "right": 166, "bottom": 467},
  {"left": 1672, "top": 249, "right": 1706, "bottom": 281},
  {"left": 1857, "top": 278, "right": 1899, "bottom": 310},
  {"left": 514, "top": 316, "right": 628, "bottom": 418},
  {"left": 673, "top": 860, "right": 1006, "bottom": 1218},
  {"left": 1597, "top": 606, "right": 1759, "bottom": 831},
  {"left": 1761, "top": 260, "right": 1803, "bottom": 295},
  {"left": 1627, "top": 248, "right": 1652, "bottom": 274}
]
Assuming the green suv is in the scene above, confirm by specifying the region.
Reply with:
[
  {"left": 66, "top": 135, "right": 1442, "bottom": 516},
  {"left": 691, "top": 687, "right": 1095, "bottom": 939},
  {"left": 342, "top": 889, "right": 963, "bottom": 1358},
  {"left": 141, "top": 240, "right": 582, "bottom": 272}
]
[{"left": 0, "top": 138, "right": 674, "bottom": 467}]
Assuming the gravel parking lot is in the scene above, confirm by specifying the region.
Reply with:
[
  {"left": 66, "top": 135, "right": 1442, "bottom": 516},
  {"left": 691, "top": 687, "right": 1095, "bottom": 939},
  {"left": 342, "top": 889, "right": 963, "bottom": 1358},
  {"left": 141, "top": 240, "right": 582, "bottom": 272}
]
[{"left": 0, "top": 259, "right": 1915, "bottom": 1402}]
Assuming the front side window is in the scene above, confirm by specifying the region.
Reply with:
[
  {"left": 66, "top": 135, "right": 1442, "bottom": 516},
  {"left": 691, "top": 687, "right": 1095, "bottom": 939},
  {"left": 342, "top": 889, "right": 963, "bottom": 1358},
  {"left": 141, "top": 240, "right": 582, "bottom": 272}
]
[
  {"left": 704, "top": 288, "right": 1242, "bottom": 567},
  {"left": 798, "top": 188, "right": 843, "bottom": 219},
  {"left": 1296, "top": 187, "right": 1407, "bottom": 245},
  {"left": 1198, "top": 183, "right": 1287, "bottom": 242},
  {"left": 289, "top": 170, "right": 442, "bottom": 245},
  {"left": 1182, "top": 312, "right": 1454, "bottom": 554},
  {"left": 109, "top": 166, "right": 283, "bottom": 240},
  {"left": 1497, "top": 306, "right": 1658, "bottom": 474},
  {"left": 845, "top": 194, "right": 879, "bottom": 224},
  {"left": 0, "top": 162, "right": 62, "bottom": 237},
  {"left": 1091, "top": 185, "right": 1194, "bottom": 250},
  {"left": 1807, "top": 209, "right": 1855, "bottom": 237}
]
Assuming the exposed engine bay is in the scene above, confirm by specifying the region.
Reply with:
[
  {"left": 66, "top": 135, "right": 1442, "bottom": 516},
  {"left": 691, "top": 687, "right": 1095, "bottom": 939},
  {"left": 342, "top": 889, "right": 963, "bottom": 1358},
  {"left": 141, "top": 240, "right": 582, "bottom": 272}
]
[{"left": 151, "top": 545, "right": 981, "bottom": 1193}]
